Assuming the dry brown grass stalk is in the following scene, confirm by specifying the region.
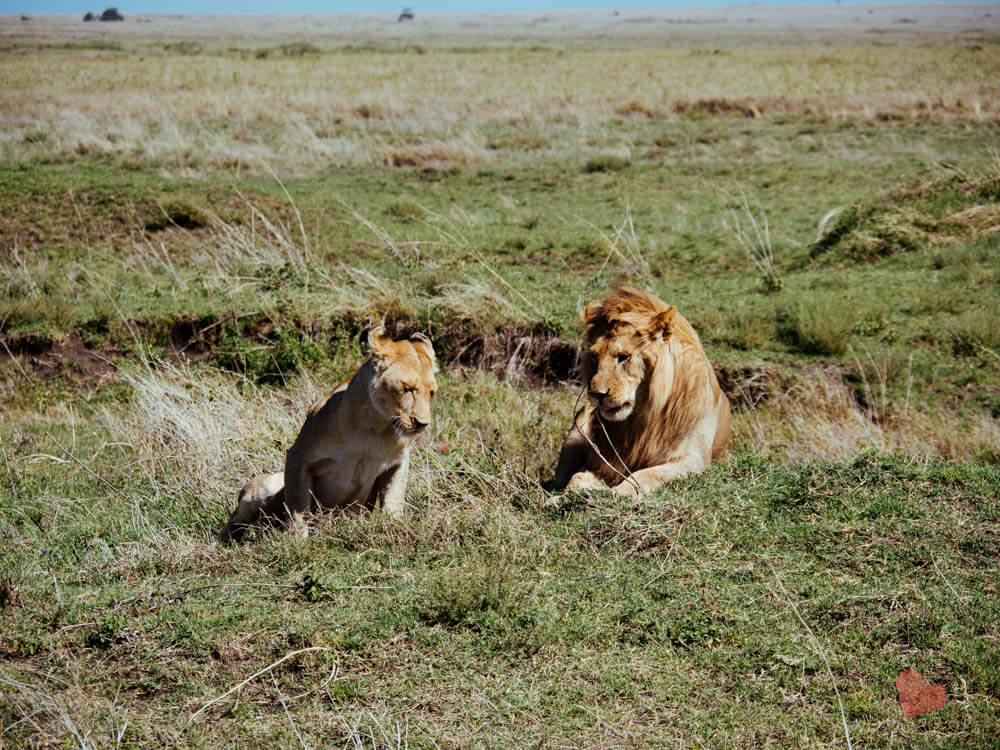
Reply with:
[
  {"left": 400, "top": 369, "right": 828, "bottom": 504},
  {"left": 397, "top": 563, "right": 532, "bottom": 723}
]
[{"left": 734, "top": 365, "right": 1000, "bottom": 462}]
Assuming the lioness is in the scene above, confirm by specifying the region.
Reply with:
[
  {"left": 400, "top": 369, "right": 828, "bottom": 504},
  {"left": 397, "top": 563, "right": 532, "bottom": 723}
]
[
  {"left": 548, "top": 286, "right": 730, "bottom": 497},
  {"left": 220, "top": 327, "right": 437, "bottom": 541}
]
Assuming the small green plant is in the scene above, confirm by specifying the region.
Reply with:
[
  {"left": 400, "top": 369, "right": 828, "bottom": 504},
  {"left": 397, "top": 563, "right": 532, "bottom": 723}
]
[
  {"left": 660, "top": 611, "right": 719, "bottom": 649},
  {"left": 299, "top": 573, "right": 331, "bottom": 602},
  {"left": 85, "top": 613, "right": 127, "bottom": 649},
  {"left": 10, "top": 626, "right": 46, "bottom": 657}
]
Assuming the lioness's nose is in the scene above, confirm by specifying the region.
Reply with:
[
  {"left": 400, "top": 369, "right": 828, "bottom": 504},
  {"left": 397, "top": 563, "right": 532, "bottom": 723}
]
[
  {"left": 589, "top": 388, "right": 608, "bottom": 402},
  {"left": 413, "top": 419, "right": 430, "bottom": 432}
]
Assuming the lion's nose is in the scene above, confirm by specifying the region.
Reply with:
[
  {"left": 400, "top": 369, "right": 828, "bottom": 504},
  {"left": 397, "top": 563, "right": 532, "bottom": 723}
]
[
  {"left": 589, "top": 388, "right": 608, "bottom": 403},
  {"left": 413, "top": 419, "right": 429, "bottom": 432}
]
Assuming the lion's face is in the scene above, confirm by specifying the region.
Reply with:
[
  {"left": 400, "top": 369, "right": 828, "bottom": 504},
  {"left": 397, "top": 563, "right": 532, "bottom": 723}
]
[
  {"left": 584, "top": 323, "right": 658, "bottom": 422},
  {"left": 368, "top": 330, "right": 438, "bottom": 435},
  {"left": 581, "top": 290, "right": 676, "bottom": 423}
]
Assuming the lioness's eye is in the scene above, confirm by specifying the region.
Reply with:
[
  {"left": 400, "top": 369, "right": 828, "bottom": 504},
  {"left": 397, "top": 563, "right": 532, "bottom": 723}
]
[{"left": 616, "top": 353, "right": 629, "bottom": 364}]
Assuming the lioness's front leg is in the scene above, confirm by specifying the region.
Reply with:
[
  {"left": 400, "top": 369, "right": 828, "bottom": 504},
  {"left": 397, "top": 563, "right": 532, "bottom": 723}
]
[
  {"left": 373, "top": 453, "right": 409, "bottom": 519},
  {"left": 282, "top": 453, "right": 314, "bottom": 538}
]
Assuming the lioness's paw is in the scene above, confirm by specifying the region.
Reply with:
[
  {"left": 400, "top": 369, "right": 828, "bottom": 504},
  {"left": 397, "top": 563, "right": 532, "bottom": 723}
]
[{"left": 289, "top": 513, "right": 311, "bottom": 539}]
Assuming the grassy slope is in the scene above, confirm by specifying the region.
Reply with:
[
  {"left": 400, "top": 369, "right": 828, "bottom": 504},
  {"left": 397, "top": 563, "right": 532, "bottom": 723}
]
[{"left": 2, "top": 12, "right": 999, "bottom": 748}]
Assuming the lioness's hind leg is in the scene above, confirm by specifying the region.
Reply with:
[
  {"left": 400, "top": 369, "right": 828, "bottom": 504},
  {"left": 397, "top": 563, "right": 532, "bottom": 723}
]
[{"left": 220, "top": 471, "right": 284, "bottom": 543}]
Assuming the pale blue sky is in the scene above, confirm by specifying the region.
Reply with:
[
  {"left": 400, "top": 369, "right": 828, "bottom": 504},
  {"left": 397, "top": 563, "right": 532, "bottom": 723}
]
[{"left": 4, "top": 1, "right": 965, "bottom": 17}]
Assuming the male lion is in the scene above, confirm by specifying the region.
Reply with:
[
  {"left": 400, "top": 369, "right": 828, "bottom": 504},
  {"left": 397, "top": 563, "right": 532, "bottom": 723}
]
[
  {"left": 220, "top": 327, "right": 437, "bottom": 541},
  {"left": 548, "top": 286, "right": 730, "bottom": 497}
]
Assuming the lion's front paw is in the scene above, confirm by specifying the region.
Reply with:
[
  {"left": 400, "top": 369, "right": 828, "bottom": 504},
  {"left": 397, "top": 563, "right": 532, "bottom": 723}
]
[
  {"left": 565, "top": 470, "right": 603, "bottom": 492},
  {"left": 612, "top": 477, "right": 644, "bottom": 498}
]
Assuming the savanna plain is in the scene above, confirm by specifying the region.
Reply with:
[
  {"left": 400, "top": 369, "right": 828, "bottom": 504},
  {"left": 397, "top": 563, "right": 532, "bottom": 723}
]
[{"left": 1, "top": 4, "right": 999, "bottom": 747}]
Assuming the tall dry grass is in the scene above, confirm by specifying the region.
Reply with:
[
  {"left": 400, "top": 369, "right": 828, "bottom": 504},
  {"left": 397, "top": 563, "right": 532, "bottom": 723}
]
[{"left": 735, "top": 363, "right": 1000, "bottom": 463}]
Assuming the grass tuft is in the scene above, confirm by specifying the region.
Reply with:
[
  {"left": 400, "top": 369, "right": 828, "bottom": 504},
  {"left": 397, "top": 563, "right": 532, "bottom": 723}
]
[
  {"left": 584, "top": 151, "right": 631, "bottom": 173},
  {"left": 778, "top": 292, "right": 854, "bottom": 356}
]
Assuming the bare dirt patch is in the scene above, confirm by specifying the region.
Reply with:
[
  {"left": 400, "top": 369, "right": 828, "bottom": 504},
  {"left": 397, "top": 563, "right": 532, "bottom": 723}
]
[{"left": 3, "top": 330, "right": 118, "bottom": 383}]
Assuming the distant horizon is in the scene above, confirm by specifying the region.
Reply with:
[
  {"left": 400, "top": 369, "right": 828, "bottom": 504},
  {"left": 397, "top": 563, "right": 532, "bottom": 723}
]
[{"left": 6, "top": 0, "right": 990, "bottom": 19}]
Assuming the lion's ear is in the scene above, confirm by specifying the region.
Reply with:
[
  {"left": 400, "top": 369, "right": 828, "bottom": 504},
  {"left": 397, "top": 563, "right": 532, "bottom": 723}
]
[
  {"left": 583, "top": 301, "right": 605, "bottom": 326},
  {"left": 648, "top": 305, "right": 676, "bottom": 341}
]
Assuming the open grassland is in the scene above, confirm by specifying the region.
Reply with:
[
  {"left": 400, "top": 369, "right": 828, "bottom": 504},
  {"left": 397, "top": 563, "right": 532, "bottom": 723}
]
[{"left": 2, "top": 6, "right": 999, "bottom": 747}]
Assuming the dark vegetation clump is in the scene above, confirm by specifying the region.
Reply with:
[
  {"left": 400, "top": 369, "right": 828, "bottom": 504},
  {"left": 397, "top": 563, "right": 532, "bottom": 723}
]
[
  {"left": 584, "top": 152, "right": 631, "bottom": 173},
  {"left": 144, "top": 198, "right": 209, "bottom": 232},
  {"left": 278, "top": 42, "right": 321, "bottom": 57}
]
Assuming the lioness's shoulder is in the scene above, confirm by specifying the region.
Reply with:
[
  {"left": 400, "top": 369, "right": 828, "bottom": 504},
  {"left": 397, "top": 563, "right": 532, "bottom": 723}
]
[{"left": 304, "top": 374, "right": 354, "bottom": 418}]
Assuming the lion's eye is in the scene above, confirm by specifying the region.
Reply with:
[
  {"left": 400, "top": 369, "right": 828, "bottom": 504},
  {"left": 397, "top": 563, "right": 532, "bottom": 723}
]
[{"left": 616, "top": 353, "right": 629, "bottom": 364}]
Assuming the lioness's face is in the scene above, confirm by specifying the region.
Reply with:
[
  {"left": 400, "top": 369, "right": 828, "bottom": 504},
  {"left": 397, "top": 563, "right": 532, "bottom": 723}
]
[
  {"left": 369, "top": 332, "right": 438, "bottom": 435},
  {"left": 584, "top": 324, "right": 653, "bottom": 422}
]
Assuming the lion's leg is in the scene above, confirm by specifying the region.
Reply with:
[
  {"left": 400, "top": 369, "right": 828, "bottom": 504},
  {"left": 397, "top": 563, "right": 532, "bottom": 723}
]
[
  {"left": 615, "top": 414, "right": 720, "bottom": 497},
  {"left": 375, "top": 454, "right": 409, "bottom": 519},
  {"left": 548, "top": 407, "right": 595, "bottom": 490},
  {"left": 220, "top": 471, "right": 284, "bottom": 543},
  {"left": 613, "top": 453, "right": 709, "bottom": 498}
]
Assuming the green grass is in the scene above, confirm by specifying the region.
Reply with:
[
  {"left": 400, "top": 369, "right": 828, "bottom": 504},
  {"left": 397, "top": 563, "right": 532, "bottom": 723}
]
[{"left": 2, "top": 12, "right": 1000, "bottom": 747}]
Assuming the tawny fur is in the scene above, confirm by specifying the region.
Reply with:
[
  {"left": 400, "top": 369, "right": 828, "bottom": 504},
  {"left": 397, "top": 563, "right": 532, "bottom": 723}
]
[
  {"left": 220, "top": 328, "right": 437, "bottom": 542},
  {"left": 548, "top": 286, "right": 730, "bottom": 497}
]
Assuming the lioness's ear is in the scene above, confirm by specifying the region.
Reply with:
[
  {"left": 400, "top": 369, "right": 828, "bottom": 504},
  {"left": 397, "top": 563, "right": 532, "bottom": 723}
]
[
  {"left": 409, "top": 333, "right": 438, "bottom": 372},
  {"left": 648, "top": 305, "right": 676, "bottom": 340},
  {"left": 366, "top": 325, "right": 394, "bottom": 362}
]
